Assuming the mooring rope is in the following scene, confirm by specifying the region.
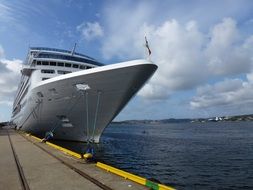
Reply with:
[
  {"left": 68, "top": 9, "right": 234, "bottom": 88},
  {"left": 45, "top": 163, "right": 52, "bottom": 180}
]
[
  {"left": 91, "top": 91, "right": 101, "bottom": 142},
  {"left": 85, "top": 91, "right": 89, "bottom": 142}
]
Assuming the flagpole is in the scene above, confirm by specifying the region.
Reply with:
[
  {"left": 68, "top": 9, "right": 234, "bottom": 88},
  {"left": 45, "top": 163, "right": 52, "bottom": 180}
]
[{"left": 145, "top": 36, "right": 151, "bottom": 61}]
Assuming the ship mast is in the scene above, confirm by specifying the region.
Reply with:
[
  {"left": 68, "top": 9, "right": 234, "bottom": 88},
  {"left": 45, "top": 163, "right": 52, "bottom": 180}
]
[{"left": 71, "top": 43, "right": 77, "bottom": 56}]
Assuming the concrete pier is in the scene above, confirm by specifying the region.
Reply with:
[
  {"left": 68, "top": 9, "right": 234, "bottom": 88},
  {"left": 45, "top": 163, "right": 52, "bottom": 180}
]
[{"left": 0, "top": 127, "right": 174, "bottom": 190}]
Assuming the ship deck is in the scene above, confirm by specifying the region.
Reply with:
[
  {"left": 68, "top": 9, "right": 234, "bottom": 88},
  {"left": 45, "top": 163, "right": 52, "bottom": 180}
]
[{"left": 0, "top": 126, "right": 174, "bottom": 190}]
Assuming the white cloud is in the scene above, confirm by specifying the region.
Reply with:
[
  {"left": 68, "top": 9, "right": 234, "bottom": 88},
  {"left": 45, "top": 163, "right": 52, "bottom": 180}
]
[
  {"left": 1, "top": 58, "right": 22, "bottom": 74},
  {"left": 137, "top": 20, "right": 207, "bottom": 99},
  {"left": 0, "top": 46, "right": 22, "bottom": 107},
  {"left": 101, "top": 1, "right": 211, "bottom": 100},
  {"left": 77, "top": 21, "right": 104, "bottom": 41},
  {"left": 190, "top": 77, "right": 253, "bottom": 111},
  {"left": 190, "top": 19, "right": 253, "bottom": 110},
  {"left": 191, "top": 79, "right": 243, "bottom": 108},
  {"left": 206, "top": 18, "right": 251, "bottom": 75},
  {"left": 101, "top": 2, "right": 253, "bottom": 103}
]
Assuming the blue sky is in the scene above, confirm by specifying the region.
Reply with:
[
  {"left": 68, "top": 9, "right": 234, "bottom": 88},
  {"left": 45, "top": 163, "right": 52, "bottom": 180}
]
[{"left": 1, "top": 0, "right": 253, "bottom": 121}]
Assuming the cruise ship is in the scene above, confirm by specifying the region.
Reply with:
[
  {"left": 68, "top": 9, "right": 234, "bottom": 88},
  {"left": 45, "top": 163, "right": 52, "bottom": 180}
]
[{"left": 11, "top": 47, "right": 157, "bottom": 143}]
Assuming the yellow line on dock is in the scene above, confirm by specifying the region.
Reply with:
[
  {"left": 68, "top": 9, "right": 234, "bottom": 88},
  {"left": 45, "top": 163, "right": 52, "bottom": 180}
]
[
  {"left": 27, "top": 133, "right": 82, "bottom": 159},
  {"left": 46, "top": 141, "right": 82, "bottom": 159},
  {"left": 97, "top": 162, "right": 146, "bottom": 185},
  {"left": 96, "top": 162, "right": 175, "bottom": 190}
]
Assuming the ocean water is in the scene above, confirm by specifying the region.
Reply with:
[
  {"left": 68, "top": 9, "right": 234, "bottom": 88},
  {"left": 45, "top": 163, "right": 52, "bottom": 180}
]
[{"left": 52, "top": 122, "right": 253, "bottom": 189}]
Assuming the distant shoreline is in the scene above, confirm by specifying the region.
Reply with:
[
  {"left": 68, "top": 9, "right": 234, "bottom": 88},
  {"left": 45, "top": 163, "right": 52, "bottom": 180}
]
[{"left": 112, "top": 114, "right": 253, "bottom": 125}]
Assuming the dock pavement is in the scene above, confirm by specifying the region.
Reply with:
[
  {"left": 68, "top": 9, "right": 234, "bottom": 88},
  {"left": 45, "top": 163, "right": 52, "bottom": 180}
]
[
  {"left": 0, "top": 126, "right": 174, "bottom": 190},
  {"left": 0, "top": 127, "right": 148, "bottom": 190}
]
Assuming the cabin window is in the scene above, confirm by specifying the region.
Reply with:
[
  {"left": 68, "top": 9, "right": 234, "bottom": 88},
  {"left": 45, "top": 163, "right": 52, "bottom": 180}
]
[
  {"left": 37, "top": 61, "right": 42, "bottom": 65},
  {"left": 42, "top": 78, "right": 49, "bottom": 81},
  {"left": 72, "top": 64, "right": 79, "bottom": 68},
  {"left": 80, "top": 65, "right": 86, "bottom": 70},
  {"left": 86, "top": 66, "right": 92, "bottom": 69},
  {"left": 50, "top": 62, "right": 56, "bottom": 66},
  {"left": 42, "top": 61, "right": 49, "bottom": 65},
  {"left": 58, "top": 70, "right": 72, "bottom": 74},
  {"left": 41, "top": 69, "right": 55, "bottom": 74},
  {"left": 65, "top": 63, "right": 71, "bottom": 67},
  {"left": 57, "top": 63, "right": 64, "bottom": 67}
]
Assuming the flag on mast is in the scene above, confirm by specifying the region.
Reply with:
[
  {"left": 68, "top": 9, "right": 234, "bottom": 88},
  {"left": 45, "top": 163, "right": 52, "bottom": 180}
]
[{"left": 145, "top": 36, "right": 151, "bottom": 56}]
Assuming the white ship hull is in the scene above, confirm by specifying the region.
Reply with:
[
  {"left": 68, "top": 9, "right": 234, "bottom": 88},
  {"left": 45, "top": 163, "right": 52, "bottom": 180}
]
[{"left": 11, "top": 60, "right": 157, "bottom": 142}]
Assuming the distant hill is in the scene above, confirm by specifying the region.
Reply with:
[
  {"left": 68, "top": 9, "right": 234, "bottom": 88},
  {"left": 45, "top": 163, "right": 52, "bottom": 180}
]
[
  {"left": 112, "top": 114, "right": 253, "bottom": 125},
  {"left": 112, "top": 118, "right": 191, "bottom": 125}
]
